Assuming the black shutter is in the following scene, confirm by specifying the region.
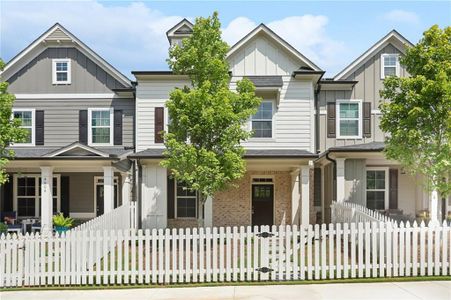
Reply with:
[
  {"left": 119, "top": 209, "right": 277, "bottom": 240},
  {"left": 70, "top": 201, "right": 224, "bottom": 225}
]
[
  {"left": 363, "top": 102, "right": 372, "bottom": 138},
  {"left": 114, "top": 110, "right": 123, "bottom": 145},
  {"left": 35, "top": 110, "right": 45, "bottom": 145},
  {"left": 79, "top": 110, "right": 88, "bottom": 145},
  {"left": 60, "top": 176, "right": 70, "bottom": 217},
  {"left": 154, "top": 107, "right": 164, "bottom": 143},
  {"left": 389, "top": 169, "right": 398, "bottom": 210},
  {"left": 3, "top": 177, "right": 13, "bottom": 212},
  {"left": 313, "top": 168, "right": 322, "bottom": 207},
  {"left": 167, "top": 176, "right": 175, "bottom": 219},
  {"left": 327, "top": 102, "right": 336, "bottom": 138}
]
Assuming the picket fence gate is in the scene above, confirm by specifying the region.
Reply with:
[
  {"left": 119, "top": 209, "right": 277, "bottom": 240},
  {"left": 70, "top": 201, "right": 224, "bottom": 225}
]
[{"left": 1, "top": 221, "right": 450, "bottom": 288}]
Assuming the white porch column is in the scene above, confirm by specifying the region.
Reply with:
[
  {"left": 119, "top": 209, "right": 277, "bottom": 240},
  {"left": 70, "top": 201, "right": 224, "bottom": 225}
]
[
  {"left": 103, "top": 166, "right": 115, "bottom": 214},
  {"left": 429, "top": 189, "right": 439, "bottom": 225},
  {"left": 336, "top": 158, "right": 346, "bottom": 203},
  {"left": 141, "top": 164, "right": 167, "bottom": 229},
  {"left": 40, "top": 166, "right": 53, "bottom": 234},
  {"left": 204, "top": 196, "right": 213, "bottom": 228},
  {"left": 300, "top": 162, "right": 312, "bottom": 227},
  {"left": 121, "top": 172, "right": 132, "bottom": 205},
  {"left": 291, "top": 169, "right": 301, "bottom": 225}
]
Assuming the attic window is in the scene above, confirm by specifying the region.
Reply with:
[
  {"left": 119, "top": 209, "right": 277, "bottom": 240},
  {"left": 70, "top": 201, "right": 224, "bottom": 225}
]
[
  {"left": 381, "top": 54, "right": 399, "bottom": 79},
  {"left": 52, "top": 59, "right": 71, "bottom": 84}
]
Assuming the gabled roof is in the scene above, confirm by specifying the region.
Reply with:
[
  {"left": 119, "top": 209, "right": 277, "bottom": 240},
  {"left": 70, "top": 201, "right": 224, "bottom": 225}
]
[
  {"left": 2, "top": 23, "right": 132, "bottom": 88},
  {"left": 226, "top": 24, "right": 321, "bottom": 71},
  {"left": 44, "top": 142, "right": 109, "bottom": 157},
  {"left": 334, "top": 30, "right": 413, "bottom": 80},
  {"left": 166, "top": 18, "right": 194, "bottom": 41}
]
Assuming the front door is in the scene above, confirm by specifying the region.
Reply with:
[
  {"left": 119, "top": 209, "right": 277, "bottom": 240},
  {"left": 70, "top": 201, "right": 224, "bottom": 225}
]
[
  {"left": 95, "top": 178, "right": 119, "bottom": 217},
  {"left": 252, "top": 184, "right": 274, "bottom": 226}
]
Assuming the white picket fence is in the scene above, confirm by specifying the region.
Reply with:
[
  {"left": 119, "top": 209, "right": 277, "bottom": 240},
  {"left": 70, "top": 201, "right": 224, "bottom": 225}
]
[
  {"left": 1, "top": 221, "right": 450, "bottom": 288},
  {"left": 331, "top": 201, "right": 395, "bottom": 224},
  {"left": 72, "top": 202, "right": 137, "bottom": 232}
]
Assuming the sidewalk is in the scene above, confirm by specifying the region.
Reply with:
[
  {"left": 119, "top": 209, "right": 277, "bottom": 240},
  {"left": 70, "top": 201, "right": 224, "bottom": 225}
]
[{"left": 1, "top": 281, "right": 450, "bottom": 300}]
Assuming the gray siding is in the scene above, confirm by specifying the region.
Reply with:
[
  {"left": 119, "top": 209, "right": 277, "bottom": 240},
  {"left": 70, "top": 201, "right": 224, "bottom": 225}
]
[
  {"left": 13, "top": 98, "right": 134, "bottom": 147},
  {"left": 7, "top": 47, "right": 127, "bottom": 93},
  {"left": 318, "top": 43, "right": 407, "bottom": 152},
  {"left": 344, "top": 159, "right": 366, "bottom": 206}
]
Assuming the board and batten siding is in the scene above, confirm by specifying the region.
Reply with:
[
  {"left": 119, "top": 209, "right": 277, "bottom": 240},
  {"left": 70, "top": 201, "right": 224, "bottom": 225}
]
[
  {"left": 136, "top": 77, "right": 314, "bottom": 152},
  {"left": 7, "top": 47, "right": 127, "bottom": 94},
  {"left": 12, "top": 97, "right": 134, "bottom": 147}
]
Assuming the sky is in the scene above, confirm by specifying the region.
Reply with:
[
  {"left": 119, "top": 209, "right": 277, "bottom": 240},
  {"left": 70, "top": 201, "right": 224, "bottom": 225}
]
[{"left": 1, "top": 1, "right": 450, "bottom": 78}]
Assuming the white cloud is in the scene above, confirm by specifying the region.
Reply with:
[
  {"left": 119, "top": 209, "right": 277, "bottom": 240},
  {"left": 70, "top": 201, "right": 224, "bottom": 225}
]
[
  {"left": 383, "top": 10, "right": 419, "bottom": 24},
  {"left": 1, "top": 1, "right": 346, "bottom": 76}
]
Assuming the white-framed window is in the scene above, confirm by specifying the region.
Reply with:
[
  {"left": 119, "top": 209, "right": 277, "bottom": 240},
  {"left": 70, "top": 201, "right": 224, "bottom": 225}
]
[
  {"left": 88, "top": 108, "right": 113, "bottom": 146},
  {"left": 251, "top": 100, "right": 274, "bottom": 138},
  {"left": 12, "top": 109, "right": 35, "bottom": 146},
  {"left": 380, "top": 54, "right": 400, "bottom": 79},
  {"left": 366, "top": 168, "right": 389, "bottom": 210},
  {"left": 336, "top": 100, "right": 362, "bottom": 139},
  {"left": 52, "top": 59, "right": 71, "bottom": 84},
  {"left": 13, "top": 174, "right": 60, "bottom": 218},
  {"left": 175, "top": 180, "right": 197, "bottom": 218}
]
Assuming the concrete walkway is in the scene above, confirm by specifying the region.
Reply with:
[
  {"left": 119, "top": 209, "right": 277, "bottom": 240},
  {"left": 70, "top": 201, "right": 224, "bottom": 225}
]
[{"left": 1, "top": 281, "right": 450, "bottom": 300}]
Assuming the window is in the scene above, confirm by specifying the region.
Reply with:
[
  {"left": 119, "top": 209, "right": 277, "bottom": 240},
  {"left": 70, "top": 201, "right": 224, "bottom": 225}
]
[
  {"left": 13, "top": 109, "right": 35, "bottom": 145},
  {"left": 175, "top": 181, "right": 197, "bottom": 218},
  {"left": 381, "top": 54, "right": 399, "bottom": 79},
  {"left": 336, "top": 100, "right": 362, "bottom": 138},
  {"left": 252, "top": 101, "right": 273, "bottom": 138},
  {"left": 366, "top": 168, "right": 388, "bottom": 210},
  {"left": 52, "top": 59, "right": 71, "bottom": 84},
  {"left": 88, "top": 108, "right": 113, "bottom": 145}
]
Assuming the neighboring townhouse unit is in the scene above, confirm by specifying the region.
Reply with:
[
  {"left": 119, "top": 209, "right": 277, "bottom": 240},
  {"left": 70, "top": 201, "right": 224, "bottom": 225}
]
[
  {"left": 0, "top": 23, "right": 135, "bottom": 233},
  {"left": 315, "top": 30, "right": 449, "bottom": 223},
  {"left": 131, "top": 19, "right": 321, "bottom": 229}
]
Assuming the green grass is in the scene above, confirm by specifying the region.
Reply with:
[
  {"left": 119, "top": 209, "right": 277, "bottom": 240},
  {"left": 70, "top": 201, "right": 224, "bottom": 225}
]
[{"left": 1, "top": 276, "right": 450, "bottom": 292}]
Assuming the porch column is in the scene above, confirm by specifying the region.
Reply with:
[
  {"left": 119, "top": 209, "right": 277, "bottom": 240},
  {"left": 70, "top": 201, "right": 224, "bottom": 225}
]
[
  {"left": 291, "top": 169, "right": 301, "bottom": 225},
  {"left": 121, "top": 172, "right": 132, "bottom": 205},
  {"left": 40, "top": 166, "right": 53, "bottom": 234},
  {"left": 336, "top": 158, "right": 346, "bottom": 203},
  {"left": 103, "top": 166, "right": 115, "bottom": 214},
  {"left": 300, "top": 162, "right": 312, "bottom": 227},
  {"left": 204, "top": 196, "right": 213, "bottom": 228},
  {"left": 430, "top": 190, "right": 439, "bottom": 225}
]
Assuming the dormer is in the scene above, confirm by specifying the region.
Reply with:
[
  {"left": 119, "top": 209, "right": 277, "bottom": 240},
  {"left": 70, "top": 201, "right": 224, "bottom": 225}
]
[{"left": 166, "top": 19, "right": 194, "bottom": 47}]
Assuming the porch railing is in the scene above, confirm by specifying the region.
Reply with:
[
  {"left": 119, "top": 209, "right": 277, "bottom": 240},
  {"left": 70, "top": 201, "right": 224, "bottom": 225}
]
[
  {"left": 72, "top": 201, "right": 137, "bottom": 232},
  {"left": 331, "top": 201, "right": 395, "bottom": 224}
]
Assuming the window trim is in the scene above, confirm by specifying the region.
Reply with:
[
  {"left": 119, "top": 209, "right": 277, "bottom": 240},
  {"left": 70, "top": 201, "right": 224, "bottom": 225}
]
[
  {"left": 52, "top": 59, "right": 72, "bottom": 84},
  {"left": 380, "top": 53, "right": 400, "bottom": 79},
  {"left": 88, "top": 108, "right": 114, "bottom": 146},
  {"left": 366, "top": 167, "right": 389, "bottom": 210},
  {"left": 12, "top": 108, "right": 35, "bottom": 146},
  {"left": 336, "top": 99, "right": 362, "bottom": 139},
  {"left": 250, "top": 100, "right": 275, "bottom": 139},
  {"left": 174, "top": 180, "right": 197, "bottom": 219}
]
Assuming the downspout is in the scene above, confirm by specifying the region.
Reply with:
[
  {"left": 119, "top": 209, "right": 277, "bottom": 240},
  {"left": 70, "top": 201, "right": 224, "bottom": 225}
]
[
  {"left": 314, "top": 83, "right": 321, "bottom": 154},
  {"left": 136, "top": 158, "right": 143, "bottom": 229},
  {"left": 325, "top": 151, "right": 337, "bottom": 202}
]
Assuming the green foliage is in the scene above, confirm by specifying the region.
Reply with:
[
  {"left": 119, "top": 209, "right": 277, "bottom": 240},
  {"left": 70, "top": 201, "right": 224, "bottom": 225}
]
[
  {"left": 52, "top": 213, "right": 74, "bottom": 228},
  {"left": 0, "top": 222, "right": 7, "bottom": 234},
  {"left": 161, "top": 12, "right": 261, "bottom": 201},
  {"left": 0, "top": 58, "right": 28, "bottom": 184},
  {"left": 379, "top": 25, "right": 451, "bottom": 196}
]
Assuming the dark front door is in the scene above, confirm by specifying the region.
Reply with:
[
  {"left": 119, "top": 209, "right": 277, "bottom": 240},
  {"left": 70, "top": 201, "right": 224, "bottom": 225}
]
[
  {"left": 252, "top": 184, "right": 274, "bottom": 226},
  {"left": 96, "top": 184, "right": 118, "bottom": 217}
]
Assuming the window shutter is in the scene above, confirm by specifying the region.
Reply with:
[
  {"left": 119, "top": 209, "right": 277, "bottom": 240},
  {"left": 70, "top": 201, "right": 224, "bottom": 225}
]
[
  {"left": 79, "top": 110, "right": 88, "bottom": 145},
  {"left": 35, "top": 110, "right": 45, "bottom": 145},
  {"left": 363, "top": 102, "right": 372, "bottom": 138},
  {"left": 389, "top": 169, "right": 398, "bottom": 209},
  {"left": 154, "top": 107, "right": 164, "bottom": 143},
  {"left": 167, "top": 176, "right": 175, "bottom": 219},
  {"left": 114, "top": 110, "right": 123, "bottom": 145},
  {"left": 2, "top": 176, "right": 13, "bottom": 212},
  {"left": 327, "top": 102, "right": 336, "bottom": 138},
  {"left": 313, "top": 168, "right": 322, "bottom": 207},
  {"left": 60, "top": 176, "right": 70, "bottom": 217}
]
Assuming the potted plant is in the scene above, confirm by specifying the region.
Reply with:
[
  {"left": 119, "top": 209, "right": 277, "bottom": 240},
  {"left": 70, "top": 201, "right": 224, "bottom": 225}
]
[
  {"left": 53, "top": 213, "right": 74, "bottom": 234},
  {"left": 416, "top": 210, "right": 430, "bottom": 224},
  {"left": 446, "top": 211, "right": 451, "bottom": 225},
  {"left": 0, "top": 223, "right": 7, "bottom": 235}
]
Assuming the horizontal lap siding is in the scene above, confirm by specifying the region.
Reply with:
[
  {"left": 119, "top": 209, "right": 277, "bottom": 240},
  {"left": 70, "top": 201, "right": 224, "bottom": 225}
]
[{"left": 13, "top": 98, "right": 134, "bottom": 147}]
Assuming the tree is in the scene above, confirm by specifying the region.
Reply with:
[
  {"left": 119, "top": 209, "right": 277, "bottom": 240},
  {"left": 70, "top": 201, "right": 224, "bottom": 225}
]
[
  {"left": 0, "top": 59, "right": 27, "bottom": 184},
  {"left": 379, "top": 25, "right": 451, "bottom": 222},
  {"left": 161, "top": 12, "right": 261, "bottom": 223}
]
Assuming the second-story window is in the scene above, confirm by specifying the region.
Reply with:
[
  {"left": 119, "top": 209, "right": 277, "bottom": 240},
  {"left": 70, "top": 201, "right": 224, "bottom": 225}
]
[
  {"left": 252, "top": 101, "right": 273, "bottom": 138},
  {"left": 52, "top": 59, "right": 71, "bottom": 84},
  {"left": 13, "top": 109, "right": 35, "bottom": 146},
  {"left": 381, "top": 54, "right": 399, "bottom": 79},
  {"left": 337, "top": 100, "right": 362, "bottom": 139},
  {"left": 88, "top": 108, "right": 113, "bottom": 146}
]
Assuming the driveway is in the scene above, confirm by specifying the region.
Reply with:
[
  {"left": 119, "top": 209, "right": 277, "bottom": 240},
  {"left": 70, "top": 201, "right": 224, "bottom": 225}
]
[{"left": 1, "top": 281, "right": 450, "bottom": 300}]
